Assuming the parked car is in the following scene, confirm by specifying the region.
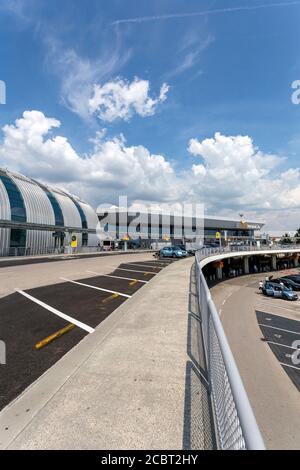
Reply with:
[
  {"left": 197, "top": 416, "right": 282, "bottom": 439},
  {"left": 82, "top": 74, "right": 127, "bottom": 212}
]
[
  {"left": 262, "top": 282, "right": 298, "bottom": 301},
  {"left": 159, "top": 246, "right": 187, "bottom": 258},
  {"left": 173, "top": 245, "right": 195, "bottom": 256},
  {"left": 272, "top": 277, "right": 300, "bottom": 291},
  {"left": 282, "top": 274, "right": 300, "bottom": 284}
]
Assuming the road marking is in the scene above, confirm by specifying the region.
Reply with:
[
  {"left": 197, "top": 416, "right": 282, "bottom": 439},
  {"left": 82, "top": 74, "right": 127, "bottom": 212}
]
[
  {"left": 219, "top": 291, "right": 235, "bottom": 317},
  {"left": 263, "top": 339, "right": 298, "bottom": 350},
  {"left": 120, "top": 263, "right": 161, "bottom": 270},
  {"left": 102, "top": 293, "right": 119, "bottom": 304},
  {"left": 112, "top": 267, "right": 155, "bottom": 275},
  {"left": 35, "top": 324, "right": 75, "bottom": 349},
  {"left": 86, "top": 271, "right": 148, "bottom": 283},
  {"left": 257, "top": 301, "right": 300, "bottom": 314},
  {"left": 15, "top": 289, "right": 94, "bottom": 334},
  {"left": 60, "top": 277, "right": 132, "bottom": 299},
  {"left": 279, "top": 362, "right": 300, "bottom": 371},
  {"left": 258, "top": 323, "right": 300, "bottom": 336}
]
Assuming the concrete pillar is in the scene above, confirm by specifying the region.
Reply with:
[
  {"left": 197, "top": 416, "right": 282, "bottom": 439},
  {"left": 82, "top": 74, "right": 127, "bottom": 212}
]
[
  {"left": 243, "top": 256, "right": 250, "bottom": 274},
  {"left": 293, "top": 256, "right": 299, "bottom": 268},
  {"left": 271, "top": 254, "right": 277, "bottom": 270},
  {"left": 216, "top": 266, "right": 223, "bottom": 280}
]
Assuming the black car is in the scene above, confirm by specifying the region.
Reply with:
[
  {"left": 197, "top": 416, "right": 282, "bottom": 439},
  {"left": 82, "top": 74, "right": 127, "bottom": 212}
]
[
  {"left": 283, "top": 274, "right": 300, "bottom": 284},
  {"left": 272, "top": 277, "right": 300, "bottom": 291}
]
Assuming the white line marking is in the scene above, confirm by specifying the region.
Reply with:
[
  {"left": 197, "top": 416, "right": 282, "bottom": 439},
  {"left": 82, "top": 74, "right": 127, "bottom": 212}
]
[
  {"left": 279, "top": 362, "right": 300, "bottom": 371},
  {"left": 60, "top": 278, "right": 132, "bottom": 299},
  {"left": 257, "top": 301, "right": 300, "bottom": 313},
  {"left": 120, "top": 262, "right": 161, "bottom": 269},
  {"left": 264, "top": 340, "right": 298, "bottom": 350},
  {"left": 258, "top": 323, "right": 300, "bottom": 336},
  {"left": 112, "top": 267, "right": 156, "bottom": 275},
  {"left": 15, "top": 289, "right": 94, "bottom": 334},
  {"left": 86, "top": 271, "right": 148, "bottom": 283}
]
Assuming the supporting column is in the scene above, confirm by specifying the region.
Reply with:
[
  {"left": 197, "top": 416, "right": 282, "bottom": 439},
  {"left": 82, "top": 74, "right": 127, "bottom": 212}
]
[
  {"left": 216, "top": 266, "right": 223, "bottom": 280},
  {"left": 293, "top": 255, "right": 299, "bottom": 268},
  {"left": 243, "top": 256, "right": 250, "bottom": 274},
  {"left": 271, "top": 254, "right": 277, "bottom": 270}
]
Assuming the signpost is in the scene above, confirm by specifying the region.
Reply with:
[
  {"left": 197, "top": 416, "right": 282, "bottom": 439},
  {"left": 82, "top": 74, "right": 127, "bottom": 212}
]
[{"left": 122, "top": 235, "right": 129, "bottom": 251}]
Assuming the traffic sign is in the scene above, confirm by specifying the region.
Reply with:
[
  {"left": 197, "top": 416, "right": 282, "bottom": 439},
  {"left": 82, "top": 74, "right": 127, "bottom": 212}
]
[{"left": 216, "top": 232, "right": 221, "bottom": 240}]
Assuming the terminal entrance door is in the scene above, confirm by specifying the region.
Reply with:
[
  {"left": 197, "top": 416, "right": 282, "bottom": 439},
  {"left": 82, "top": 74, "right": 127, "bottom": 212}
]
[
  {"left": 53, "top": 231, "right": 65, "bottom": 251},
  {"left": 9, "top": 229, "right": 26, "bottom": 256}
]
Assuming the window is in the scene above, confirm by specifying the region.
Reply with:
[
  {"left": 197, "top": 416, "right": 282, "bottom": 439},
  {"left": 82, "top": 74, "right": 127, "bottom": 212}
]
[
  {"left": 0, "top": 174, "right": 26, "bottom": 222},
  {"left": 82, "top": 232, "right": 88, "bottom": 246},
  {"left": 10, "top": 229, "right": 26, "bottom": 248},
  {"left": 44, "top": 189, "right": 64, "bottom": 227},
  {"left": 73, "top": 200, "right": 88, "bottom": 229}
]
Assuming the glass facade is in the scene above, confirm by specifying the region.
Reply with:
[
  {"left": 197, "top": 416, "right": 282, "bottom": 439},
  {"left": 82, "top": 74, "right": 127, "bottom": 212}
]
[
  {"left": 10, "top": 228, "right": 26, "bottom": 248},
  {"left": 0, "top": 174, "right": 26, "bottom": 222},
  {"left": 82, "top": 232, "right": 88, "bottom": 246},
  {"left": 44, "top": 189, "right": 64, "bottom": 227},
  {"left": 73, "top": 200, "right": 88, "bottom": 229}
]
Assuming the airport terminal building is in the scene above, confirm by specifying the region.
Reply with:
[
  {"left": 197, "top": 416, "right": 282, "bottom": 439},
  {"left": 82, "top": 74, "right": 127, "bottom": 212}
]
[
  {"left": 0, "top": 167, "right": 264, "bottom": 256},
  {"left": 97, "top": 208, "right": 264, "bottom": 248},
  {"left": 0, "top": 168, "right": 99, "bottom": 256}
]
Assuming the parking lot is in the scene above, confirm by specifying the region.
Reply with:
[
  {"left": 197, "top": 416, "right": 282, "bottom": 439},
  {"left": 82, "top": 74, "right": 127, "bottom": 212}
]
[
  {"left": 211, "top": 268, "right": 300, "bottom": 448},
  {"left": 0, "top": 257, "right": 174, "bottom": 411},
  {"left": 256, "top": 291, "right": 300, "bottom": 392}
]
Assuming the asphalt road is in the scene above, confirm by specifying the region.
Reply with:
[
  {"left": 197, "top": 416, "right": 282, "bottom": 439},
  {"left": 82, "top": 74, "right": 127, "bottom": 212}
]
[
  {"left": 0, "top": 256, "right": 174, "bottom": 411},
  {"left": 210, "top": 269, "right": 300, "bottom": 450}
]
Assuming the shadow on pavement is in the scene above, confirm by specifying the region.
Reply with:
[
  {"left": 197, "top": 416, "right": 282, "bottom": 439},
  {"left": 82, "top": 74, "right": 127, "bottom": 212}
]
[{"left": 182, "top": 263, "right": 216, "bottom": 450}]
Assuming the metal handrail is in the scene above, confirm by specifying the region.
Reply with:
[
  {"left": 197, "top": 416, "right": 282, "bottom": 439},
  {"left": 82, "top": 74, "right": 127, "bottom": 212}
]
[{"left": 195, "top": 248, "right": 266, "bottom": 450}]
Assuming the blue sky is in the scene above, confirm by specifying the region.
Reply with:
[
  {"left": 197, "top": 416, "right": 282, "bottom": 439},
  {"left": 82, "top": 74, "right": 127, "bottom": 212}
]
[{"left": 0, "top": 0, "right": 300, "bottom": 230}]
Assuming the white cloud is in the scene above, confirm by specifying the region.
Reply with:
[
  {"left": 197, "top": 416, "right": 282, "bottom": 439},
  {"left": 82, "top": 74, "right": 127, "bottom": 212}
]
[
  {"left": 88, "top": 78, "right": 169, "bottom": 122},
  {"left": 187, "top": 132, "right": 300, "bottom": 212},
  {"left": 0, "top": 110, "right": 179, "bottom": 205},
  {"left": 166, "top": 33, "right": 214, "bottom": 80},
  {"left": 46, "top": 40, "right": 168, "bottom": 122},
  {"left": 2, "top": 111, "right": 300, "bottom": 231}
]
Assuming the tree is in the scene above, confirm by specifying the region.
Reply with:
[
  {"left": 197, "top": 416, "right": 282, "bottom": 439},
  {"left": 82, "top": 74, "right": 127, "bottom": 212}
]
[
  {"left": 280, "top": 233, "right": 292, "bottom": 245},
  {"left": 294, "top": 228, "right": 300, "bottom": 244}
]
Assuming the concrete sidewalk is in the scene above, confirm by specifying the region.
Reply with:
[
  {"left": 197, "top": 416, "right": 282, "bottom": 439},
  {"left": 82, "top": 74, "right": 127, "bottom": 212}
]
[
  {"left": 0, "top": 256, "right": 213, "bottom": 450},
  {"left": 0, "top": 249, "right": 153, "bottom": 268}
]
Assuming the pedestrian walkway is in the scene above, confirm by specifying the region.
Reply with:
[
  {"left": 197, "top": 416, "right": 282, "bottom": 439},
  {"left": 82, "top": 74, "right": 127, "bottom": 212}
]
[{"left": 0, "top": 256, "right": 215, "bottom": 450}]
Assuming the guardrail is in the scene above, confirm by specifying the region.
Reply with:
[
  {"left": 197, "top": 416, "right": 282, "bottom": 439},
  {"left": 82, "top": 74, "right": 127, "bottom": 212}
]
[
  {"left": 199, "top": 244, "right": 300, "bottom": 259},
  {"left": 195, "top": 248, "right": 266, "bottom": 450}
]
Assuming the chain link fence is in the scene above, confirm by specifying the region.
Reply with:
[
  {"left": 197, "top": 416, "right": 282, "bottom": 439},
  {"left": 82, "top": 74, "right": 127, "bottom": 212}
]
[{"left": 195, "top": 249, "right": 265, "bottom": 450}]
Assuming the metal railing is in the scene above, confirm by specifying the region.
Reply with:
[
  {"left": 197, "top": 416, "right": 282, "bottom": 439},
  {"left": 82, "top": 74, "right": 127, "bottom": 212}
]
[
  {"left": 199, "top": 243, "right": 300, "bottom": 259},
  {"left": 195, "top": 248, "right": 266, "bottom": 450}
]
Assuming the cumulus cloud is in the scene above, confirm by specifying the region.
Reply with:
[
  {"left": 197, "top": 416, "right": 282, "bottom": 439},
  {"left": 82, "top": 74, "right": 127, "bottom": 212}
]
[
  {"left": 2, "top": 111, "right": 300, "bottom": 231},
  {"left": 188, "top": 132, "right": 300, "bottom": 211},
  {"left": 88, "top": 78, "right": 169, "bottom": 122},
  {"left": 0, "top": 110, "right": 179, "bottom": 205},
  {"left": 45, "top": 41, "right": 131, "bottom": 121}
]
